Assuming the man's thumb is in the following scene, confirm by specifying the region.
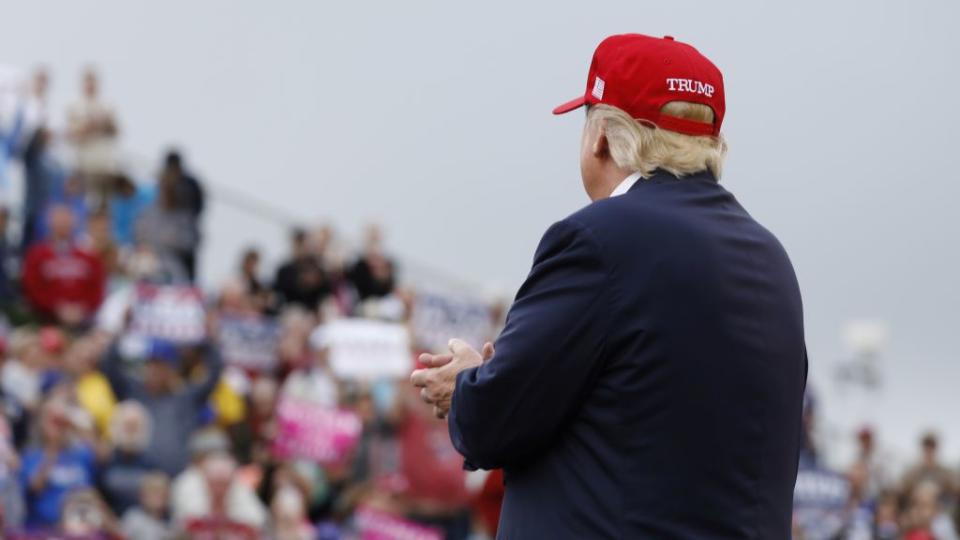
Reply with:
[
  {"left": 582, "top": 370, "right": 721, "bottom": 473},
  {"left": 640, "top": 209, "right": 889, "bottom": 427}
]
[{"left": 482, "top": 342, "right": 495, "bottom": 361}]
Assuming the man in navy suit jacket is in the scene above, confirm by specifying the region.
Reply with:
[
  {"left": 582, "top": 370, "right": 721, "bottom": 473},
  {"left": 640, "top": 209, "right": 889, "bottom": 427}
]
[{"left": 412, "top": 34, "right": 807, "bottom": 539}]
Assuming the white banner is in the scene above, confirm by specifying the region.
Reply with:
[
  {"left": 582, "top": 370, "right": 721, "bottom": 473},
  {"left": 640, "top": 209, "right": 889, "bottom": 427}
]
[{"left": 325, "top": 319, "right": 411, "bottom": 379}]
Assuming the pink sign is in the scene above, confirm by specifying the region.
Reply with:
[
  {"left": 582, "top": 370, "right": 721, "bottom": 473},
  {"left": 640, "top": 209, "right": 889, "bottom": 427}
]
[
  {"left": 272, "top": 398, "right": 362, "bottom": 464},
  {"left": 355, "top": 506, "right": 443, "bottom": 540}
]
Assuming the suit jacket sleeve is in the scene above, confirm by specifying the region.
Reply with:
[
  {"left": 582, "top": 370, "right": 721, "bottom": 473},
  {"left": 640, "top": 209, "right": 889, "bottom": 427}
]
[{"left": 448, "top": 218, "right": 613, "bottom": 470}]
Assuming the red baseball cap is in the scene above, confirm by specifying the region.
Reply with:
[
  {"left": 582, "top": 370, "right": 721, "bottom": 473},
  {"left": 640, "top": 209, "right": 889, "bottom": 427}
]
[{"left": 553, "top": 34, "right": 725, "bottom": 137}]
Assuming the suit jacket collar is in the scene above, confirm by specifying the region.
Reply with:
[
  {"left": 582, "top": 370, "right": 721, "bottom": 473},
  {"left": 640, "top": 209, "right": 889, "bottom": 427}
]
[{"left": 628, "top": 168, "right": 718, "bottom": 192}]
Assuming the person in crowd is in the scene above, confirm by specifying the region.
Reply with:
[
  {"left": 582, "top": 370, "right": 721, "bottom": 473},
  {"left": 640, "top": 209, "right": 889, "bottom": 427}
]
[
  {"left": 108, "top": 173, "right": 154, "bottom": 249},
  {"left": 0, "top": 75, "right": 24, "bottom": 194},
  {"left": 230, "top": 375, "right": 278, "bottom": 464},
  {"left": 347, "top": 224, "right": 396, "bottom": 301},
  {"left": 219, "top": 276, "right": 260, "bottom": 317},
  {"left": 135, "top": 163, "right": 201, "bottom": 283},
  {"left": 276, "top": 307, "right": 316, "bottom": 378},
  {"left": 61, "top": 335, "right": 115, "bottom": 438},
  {"left": 274, "top": 228, "right": 329, "bottom": 311},
  {"left": 85, "top": 210, "right": 120, "bottom": 282},
  {"left": 849, "top": 425, "right": 892, "bottom": 503},
  {"left": 120, "top": 471, "right": 173, "bottom": 540},
  {"left": 902, "top": 481, "right": 960, "bottom": 540},
  {"left": 0, "top": 414, "right": 25, "bottom": 530},
  {"left": 21, "top": 127, "right": 68, "bottom": 251},
  {"left": 874, "top": 489, "right": 901, "bottom": 540},
  {"left": 0, "top": 207, "right": 13, "bottom": 305},
  {"left": 280, "top": 325, "right": 339, "bottom": 408},
  {"left": 99, "top": 400, "right": 157, "bottom": 515},
  {"left": 173, "top": 447, "right": 266, "bottom": 530},
  {"left": 397, "top": 384, "right": 471, "bottom": 539},
  {"left": 20, "top": 126, "right": 69, "bottom": 248},
  {"left": 18, "top": 398, "right": 97, "bottom": 529},
  {"left": 2, "top": 328, "right": 62, "bottom": 433},
  {"left": 22, "top": 205, "right": 105, "bottom": 326},
  {"left": 900, "top": 432, "right": 959, "bottom": 511},
  {"left": 268, "top": 484, "right": 315, "bottom": 540},
  {"left": 100, "top": 337, "right": 223, "bottom": 476},
  {"left": 19, "top": 68, "right": 49, "bottom": 143},
  {"left": 59, "top": 487, "right": 122, "bottom": 538},
  {"left": 162, "top": 150, "right": 205, "bottom": 221},
  {"left": 239, "top": 247, "right": 272, "bottom": 313},
  {"left": 158, "top": 150, "right": 205, "bottom": 279},
  {"left": 66, "top": 67, "right": 118, "bottom": 203}
]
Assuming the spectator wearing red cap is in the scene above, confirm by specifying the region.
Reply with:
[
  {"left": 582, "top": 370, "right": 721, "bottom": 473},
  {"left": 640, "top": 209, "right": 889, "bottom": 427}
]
[
  {"left": 22, "top": 204, "right": 105, "bottom": 326},
  {"left": 413, "top": 33, "right": 806, "bottom": 539}
]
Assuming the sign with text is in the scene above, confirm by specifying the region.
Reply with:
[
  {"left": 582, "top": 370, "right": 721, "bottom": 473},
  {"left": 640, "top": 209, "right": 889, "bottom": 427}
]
[
  {"left": 272, "top": 398, "right": 362, "bottom": 465},
  {"left": 218, "top": 315, "right": 280, "bottom": 372},
  {"left": 793, "top": 465, "right": 851, "bottom": 540},
  {"left": 411, "top": 292, "right": 493, "bottom": 352},
  {"left": 128, "top": 283, "right": 206, "bottom": 343},
  {"left": 325, "top": 319, "right": 412, "bottom": 379},
  {"left": 354, "top": 505, "right": 443, "bottom": 540}
]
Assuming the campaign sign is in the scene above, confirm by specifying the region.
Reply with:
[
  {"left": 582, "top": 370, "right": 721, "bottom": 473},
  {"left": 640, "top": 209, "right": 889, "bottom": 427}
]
[
  {"left": 354, "top": 505, "right": 443, "bottom": 540},
  {"left": 218, "top": 315, "right": 280, "bottom": 372},
  {"left": 411, "top": 292, "right": 493, "bottom": 352},
  {"left": 272, "top": 398, "right": 362, "bottom": 464},
  {"left": 325, "top": 319, "right": 412, "bottom": 379},
  {"left": 128, "top": 283, "right": 206, "bottom": 343},
  {"left": 793, "top": 465, "right": 851, "bottom": 540}
]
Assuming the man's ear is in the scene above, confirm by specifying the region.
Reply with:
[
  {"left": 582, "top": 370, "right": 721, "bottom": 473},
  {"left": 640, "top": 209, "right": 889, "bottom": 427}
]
[{"left": 591, "top": 121, "right": 610, "bottom": 159}]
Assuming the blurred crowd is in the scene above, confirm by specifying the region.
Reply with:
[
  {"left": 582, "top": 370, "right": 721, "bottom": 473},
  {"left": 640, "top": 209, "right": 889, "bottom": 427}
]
[
  {"left": 0, "top": 66, "right": 506, "bottom": 540},
  {"left": 795, "top": 393, "right": 960, "bottom": 540}
]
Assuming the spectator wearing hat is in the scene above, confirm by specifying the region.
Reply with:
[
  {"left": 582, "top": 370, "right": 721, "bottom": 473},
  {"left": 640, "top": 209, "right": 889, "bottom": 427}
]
[
  {"left": 100, "top": 337, "right": 223, "bottom": 476},
  {"left": 22, "top": 205, "right": 105, "bottom": 326}
]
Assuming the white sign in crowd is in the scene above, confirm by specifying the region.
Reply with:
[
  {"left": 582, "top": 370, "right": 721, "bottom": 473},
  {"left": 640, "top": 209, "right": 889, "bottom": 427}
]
[{"left": 322, "top": 318, "right": 412, "bottom": 379}]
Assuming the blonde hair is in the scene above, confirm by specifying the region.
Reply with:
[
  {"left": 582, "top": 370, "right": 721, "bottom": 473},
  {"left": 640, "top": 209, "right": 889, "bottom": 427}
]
[{"left": 587, "top": 102, "right": 727, "bottom": 179}]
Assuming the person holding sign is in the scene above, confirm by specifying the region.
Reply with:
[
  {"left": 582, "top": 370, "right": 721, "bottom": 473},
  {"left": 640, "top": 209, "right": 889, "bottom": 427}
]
[{"left": 412, "top": 34, "right": 807, "bottom": 539}]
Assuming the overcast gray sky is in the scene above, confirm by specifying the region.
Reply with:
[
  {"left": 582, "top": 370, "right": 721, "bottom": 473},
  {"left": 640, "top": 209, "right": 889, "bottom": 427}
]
[{"left": 3, "top": 0, "right": 958, "bottom": 465}]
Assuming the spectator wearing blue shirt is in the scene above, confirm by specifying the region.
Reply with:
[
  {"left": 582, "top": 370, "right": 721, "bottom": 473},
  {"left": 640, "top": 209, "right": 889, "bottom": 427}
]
[
  {"left": 109, "top": 174, "right": 154, "bottom": 248},
  {"left": 19, "top": 399, "right": 96, "bottom": 529}
]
